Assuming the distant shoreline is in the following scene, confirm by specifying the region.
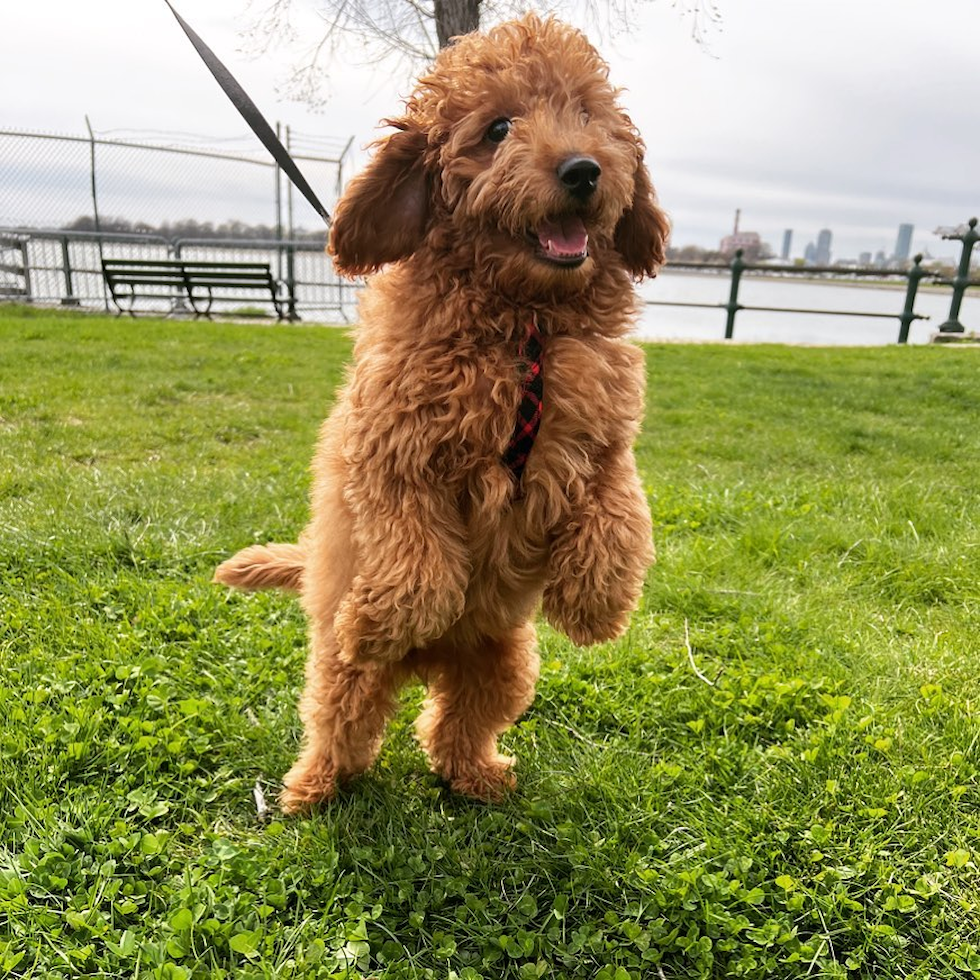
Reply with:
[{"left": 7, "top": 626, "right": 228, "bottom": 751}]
[{"left": 660, "top": 266, "right": 961, "bottom": 293}]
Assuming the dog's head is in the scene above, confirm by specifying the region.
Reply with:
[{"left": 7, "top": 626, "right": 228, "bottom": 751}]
[{"left": 329, "top": 15, "right": 669, "bottom": 296}]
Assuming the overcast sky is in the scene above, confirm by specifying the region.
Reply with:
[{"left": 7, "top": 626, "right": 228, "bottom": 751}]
[{"left": 2, "top": 0, "right": 977, "bottom": 260}]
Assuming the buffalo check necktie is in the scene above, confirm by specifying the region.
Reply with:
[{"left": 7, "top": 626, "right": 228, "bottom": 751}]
[{"left": 502, "top": 319, "right": 544, "bottom": 489}]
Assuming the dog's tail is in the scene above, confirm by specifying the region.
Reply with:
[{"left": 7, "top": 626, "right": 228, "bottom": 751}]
[{"left": 213, "top": 542, "right": 306, "bottom": 592}]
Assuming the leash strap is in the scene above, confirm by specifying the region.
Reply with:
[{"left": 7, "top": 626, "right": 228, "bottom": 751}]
[
  {"left": 164, "top": 1, "right": 332, "bottom": 227},
  {"left": 502, "top": 319, "right": 544, "bottom": 487}
]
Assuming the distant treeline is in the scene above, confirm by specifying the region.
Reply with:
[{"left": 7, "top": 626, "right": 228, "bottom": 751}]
[
  {"left": 65, "top": 216, "right": 327, "bottom": 244},
  {"left": 666, "top": 244, "right": 727, "bottom": 264},
  {"left": 667, "top": 243, "right": 774, "bottom": 263}
]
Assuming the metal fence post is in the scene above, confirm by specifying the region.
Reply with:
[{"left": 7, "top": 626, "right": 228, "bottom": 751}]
[
  {"left": 20, "top": 239, "right": 31, "bottom": 302},
  {"left": 897, "top": 254, "right": 925, "bottom": 344},
  {"left": 171, "top": 238, "right": 189, "bottom": 315},
  {"left": 286, "top": 243, "right": 299, "bottom": 321},
  {"left": 938, "top": 217, "right": 978, "bottom": 334},
  {"left": 724, "top": 249, "right": 745, "bottom": 339},
  {"left": 286, "top": 124, "right": 295, "bottom": 241},
  {"left": 84, "top": 116, "right": 110, "bottom": 312},
  {"left": 274, "top": 122, "right": 284, "bottom": 284},
  {"left": 59, "top": 235, "right": 79, "bottom": 306}
]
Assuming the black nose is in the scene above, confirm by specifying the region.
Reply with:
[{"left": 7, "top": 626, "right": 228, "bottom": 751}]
[{"left": 557, "top": 156, "right": 601, "bottom": 200}]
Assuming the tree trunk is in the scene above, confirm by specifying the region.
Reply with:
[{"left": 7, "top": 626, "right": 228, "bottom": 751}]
[{"left": 433, "top": 0, "right": 481, "bottom": 48}]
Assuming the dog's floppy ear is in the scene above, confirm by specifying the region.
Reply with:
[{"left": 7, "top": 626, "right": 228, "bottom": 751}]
[
  {"left": 328, "top": 122, "right": 430, "bottom": 277},
  {"left": 614, "top": 154, "right": 670, "bottom": 280}
]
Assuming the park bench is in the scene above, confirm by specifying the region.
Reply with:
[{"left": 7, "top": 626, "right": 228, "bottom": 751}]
[{"left": 101, "top": 258, "right": 289, "bottom": 320}]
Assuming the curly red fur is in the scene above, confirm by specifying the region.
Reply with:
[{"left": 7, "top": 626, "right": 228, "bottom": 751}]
[{"left": 214, "top": 14, "right": 667, "bottom": 810}]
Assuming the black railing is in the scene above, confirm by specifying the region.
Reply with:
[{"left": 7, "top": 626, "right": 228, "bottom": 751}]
[
  {"left": 652, "top": 217, "right": 979, "bottom": 343},
  {"left": 936, "top": 218, "right": 980, "bottom": 334}
]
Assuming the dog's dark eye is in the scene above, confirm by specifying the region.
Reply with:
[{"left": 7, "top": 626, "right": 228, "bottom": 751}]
[{"left": 486, "top": 118, "right": 512, "bottom": 143}]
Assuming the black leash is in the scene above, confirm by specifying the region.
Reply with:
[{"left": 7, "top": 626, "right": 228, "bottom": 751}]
[{"left": 164, "top": 1, "right": 332, "bottom": 228}]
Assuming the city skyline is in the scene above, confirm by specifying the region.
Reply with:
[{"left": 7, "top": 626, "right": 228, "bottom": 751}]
[
  {"left": 694, "top": 208, "right": 966, "bottom": 265},
  {"left": 712, "top": 216, "right": 963, "bottom": 266}
]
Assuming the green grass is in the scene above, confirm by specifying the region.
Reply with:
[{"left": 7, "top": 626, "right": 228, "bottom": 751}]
[{"left": 2, "top": 303, "right": 980, "bottom": 979}]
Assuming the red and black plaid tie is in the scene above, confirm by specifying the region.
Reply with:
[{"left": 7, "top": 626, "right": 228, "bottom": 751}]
[{"left": 502, "top": 319, "right": 543, "bottom": 488}]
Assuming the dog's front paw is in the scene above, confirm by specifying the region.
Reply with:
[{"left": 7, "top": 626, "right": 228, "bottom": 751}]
[
  {"left": 543, "top": 584, "right": 629, "bottom": 647},
  {"left": 544, "top": 511, "right": 651, "bottom": 646},
  {"left": 334, "top": 577, "right": 465, "bottom": 663}
]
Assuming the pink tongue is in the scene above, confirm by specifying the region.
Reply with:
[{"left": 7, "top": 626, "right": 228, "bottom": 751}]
[{"left": 537, "top": 216, "right": 588, "bottom": 255}]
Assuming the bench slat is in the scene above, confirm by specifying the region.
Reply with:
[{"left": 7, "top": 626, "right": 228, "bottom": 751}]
[
  {"left": 183, "top": 275, "right": 275, "bottom": 285},
  {"left": 103, "top": 259, "right": 271, "bottom": 271},
  {"left": 107, "top": 275, "right": 274, "bottom": 286},
  {"left": 105, "top": 274, "right": 188, "bottom": 284}
]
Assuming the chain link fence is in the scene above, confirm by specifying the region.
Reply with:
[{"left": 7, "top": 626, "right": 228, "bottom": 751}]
[{"left": 0, "top": 124, "right": 358, "bottom": 320}]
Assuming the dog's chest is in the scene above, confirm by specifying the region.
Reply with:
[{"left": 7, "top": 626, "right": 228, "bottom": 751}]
[
  {"left": 452, "top": 334, "right": 643, "bottom": 510},
  {"left": 537, "top": 335, "right": 643, "bottom": 454}
]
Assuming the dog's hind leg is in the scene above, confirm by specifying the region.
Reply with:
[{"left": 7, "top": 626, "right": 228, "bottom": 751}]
[
  {"left": 414, "top": 624, "right": 540, "bottom": 801},
  {"left": 280, "top": 629, "right": 408, "bottom": 813}
]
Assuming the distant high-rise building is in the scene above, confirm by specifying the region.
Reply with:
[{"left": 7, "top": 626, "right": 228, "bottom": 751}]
[
  {"left": 815, "top": 229, "right": 833, "bottom": 265},
  {"left": 859, "top": 251, "right": 872, "bottom": 266},
  {"left": 781, "top": 230, "right": 792, "bottom": 260},
  {"left": 894, "top": 223, "right": 914, "bottom": 262}
]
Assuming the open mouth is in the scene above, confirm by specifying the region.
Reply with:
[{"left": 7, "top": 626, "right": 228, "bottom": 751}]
[{"left": 531, "top": 215, "right": 589, "bottom": 267}]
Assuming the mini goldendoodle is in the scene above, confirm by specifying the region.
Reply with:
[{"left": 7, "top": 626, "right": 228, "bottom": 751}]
[{"left": 215, "top": 14, "right": 669, "bottom": 811}]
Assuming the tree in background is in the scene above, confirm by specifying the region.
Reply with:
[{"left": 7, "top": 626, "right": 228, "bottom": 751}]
[
  {"left": 244, "top": 0, "right": 721, "bottom": 107},
  {"left": 433, "top": 0, "right": 482, "bottom": 47}
]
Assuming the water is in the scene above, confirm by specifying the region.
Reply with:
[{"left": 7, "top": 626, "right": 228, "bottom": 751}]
[{"left": 636, "top": 270, "right": 979, "bottom": 345}]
